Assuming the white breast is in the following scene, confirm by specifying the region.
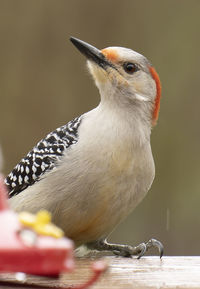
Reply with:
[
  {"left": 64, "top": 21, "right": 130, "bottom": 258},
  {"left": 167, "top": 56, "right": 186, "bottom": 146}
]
[
  {"left": 56, "top": 105, "right": 155, "bottom": 242},
  {"left": 10, "top": 105, "right": 155, "bottom": 244}
]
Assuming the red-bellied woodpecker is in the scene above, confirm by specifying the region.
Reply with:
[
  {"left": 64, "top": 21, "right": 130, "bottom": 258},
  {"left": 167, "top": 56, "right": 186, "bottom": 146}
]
[{"left": 5, "top": 37, "right": 163, "bottom": 258}]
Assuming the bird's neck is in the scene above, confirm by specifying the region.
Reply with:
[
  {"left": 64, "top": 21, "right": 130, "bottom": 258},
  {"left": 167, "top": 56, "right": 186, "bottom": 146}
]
[
  {"left": 96, "top": 84, "right": 152, "bottom": 142},
  {"left": 96, "top": 99, "right": 152, "bottom": 147}
]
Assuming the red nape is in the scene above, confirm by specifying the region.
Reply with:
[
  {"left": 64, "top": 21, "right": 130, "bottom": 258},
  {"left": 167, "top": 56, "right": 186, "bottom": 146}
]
[{"left": 149, "top": 66, "right": 161, "bottom": 125}]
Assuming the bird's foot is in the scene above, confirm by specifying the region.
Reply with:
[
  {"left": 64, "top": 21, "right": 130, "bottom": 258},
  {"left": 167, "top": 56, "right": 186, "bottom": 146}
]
[{"left": 87, "top": 238, "right": 163, "bottom": 259}]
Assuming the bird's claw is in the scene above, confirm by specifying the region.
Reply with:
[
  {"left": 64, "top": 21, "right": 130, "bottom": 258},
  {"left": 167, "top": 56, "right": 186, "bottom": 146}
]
[
  {"left": 87, "top": 238, "right": 164, "bottom": 259},
  {"left": 146, "top": 238, "right": 164, "bottom": 258},
  {"left": 113, "top": 250, "right": 131, "bottom": 257},
  {"left": 136, "top": 242, "right": 147, "bottom": 259},
  {"left": 136, "top": 238, "right": 164, "bottom": 259},
  {"left": 113, "top": 246, "right": 133, "bottom": 257},
  {"left": 112, "top": 238, "right": 163, "bottom": 259}
]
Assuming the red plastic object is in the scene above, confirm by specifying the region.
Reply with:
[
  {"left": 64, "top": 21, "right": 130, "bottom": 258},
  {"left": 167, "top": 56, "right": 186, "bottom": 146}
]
[
  {"left": 0, "top": 174, "right": 107, "bottom": 288},
  {"left": 0, "top": 174, "right": 74, "bottom": 275}
]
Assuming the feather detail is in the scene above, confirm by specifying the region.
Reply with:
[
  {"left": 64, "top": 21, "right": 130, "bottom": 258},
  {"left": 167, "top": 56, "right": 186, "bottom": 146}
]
[{"left": 149, "top": 66, "right": 162, "bottom": 125}]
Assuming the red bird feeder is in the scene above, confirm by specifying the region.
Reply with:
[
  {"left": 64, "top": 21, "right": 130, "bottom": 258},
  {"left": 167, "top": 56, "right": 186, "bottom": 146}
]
[{"left": 0, "top": 174, "right": 106, "bottom": 288}]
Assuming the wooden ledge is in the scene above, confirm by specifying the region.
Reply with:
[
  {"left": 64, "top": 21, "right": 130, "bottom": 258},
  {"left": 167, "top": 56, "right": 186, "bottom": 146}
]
[{"left": 0, "top": 256, "right": 200, "bottom": 288}]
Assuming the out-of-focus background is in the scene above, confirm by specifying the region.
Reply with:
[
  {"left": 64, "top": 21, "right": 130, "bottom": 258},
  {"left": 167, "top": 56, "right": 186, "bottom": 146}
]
[{"left": 0, "top": 0, "right": 200, "bottom": 255}]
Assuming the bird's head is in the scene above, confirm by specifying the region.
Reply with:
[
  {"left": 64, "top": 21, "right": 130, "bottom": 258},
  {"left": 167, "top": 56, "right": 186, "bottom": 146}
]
[{"left": 70, "top": 37, "right": 161, "bottom": 126}]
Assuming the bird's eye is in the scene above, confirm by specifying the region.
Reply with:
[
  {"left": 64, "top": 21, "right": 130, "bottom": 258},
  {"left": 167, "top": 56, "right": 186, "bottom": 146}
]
[{"left": 123, "top": 62, "right": 138, "bottom": 74}]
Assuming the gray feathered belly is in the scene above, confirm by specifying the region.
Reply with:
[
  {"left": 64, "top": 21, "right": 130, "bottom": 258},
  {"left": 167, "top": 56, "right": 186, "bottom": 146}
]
[{"left": 9, "top": 141, "right": 155, "bottom": 244}]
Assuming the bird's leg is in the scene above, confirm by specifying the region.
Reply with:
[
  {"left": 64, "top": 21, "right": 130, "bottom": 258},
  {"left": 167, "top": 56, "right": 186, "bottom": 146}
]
[{"left": 87, "top": 238, "right": 163, "bottom": 259}]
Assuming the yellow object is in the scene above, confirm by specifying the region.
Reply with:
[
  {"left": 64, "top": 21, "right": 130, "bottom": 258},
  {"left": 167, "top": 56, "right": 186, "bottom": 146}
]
[{"left": 18, "top": 210, "right": 64, "bottom": 238}]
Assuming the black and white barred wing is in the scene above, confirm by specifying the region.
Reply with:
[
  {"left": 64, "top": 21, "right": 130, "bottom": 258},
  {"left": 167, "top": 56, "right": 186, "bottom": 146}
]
[{"left": 5, "top": 116, "right": 82, "bottom": 198}]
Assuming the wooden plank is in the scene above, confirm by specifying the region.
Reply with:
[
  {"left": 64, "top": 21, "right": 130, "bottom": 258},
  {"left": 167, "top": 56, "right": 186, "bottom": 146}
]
[{"left": 0, "top": 256, "right": 200, "bottom": 289}]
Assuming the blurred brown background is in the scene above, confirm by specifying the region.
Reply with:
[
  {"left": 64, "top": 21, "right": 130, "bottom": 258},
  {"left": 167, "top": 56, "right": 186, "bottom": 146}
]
[{"left": 0, "top": 0, "right": 200, "bottom": 256}]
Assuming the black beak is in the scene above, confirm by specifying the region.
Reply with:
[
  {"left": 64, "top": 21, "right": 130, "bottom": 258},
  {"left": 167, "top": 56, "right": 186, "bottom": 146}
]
[{"left": 70, "top": 37, "right": 110, "bottom": 69}]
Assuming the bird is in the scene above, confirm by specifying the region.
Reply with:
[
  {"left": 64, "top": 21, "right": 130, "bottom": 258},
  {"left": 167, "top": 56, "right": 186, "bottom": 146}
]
[{"left": 5, "top": 37, "right": 163, "bottom": 258}]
